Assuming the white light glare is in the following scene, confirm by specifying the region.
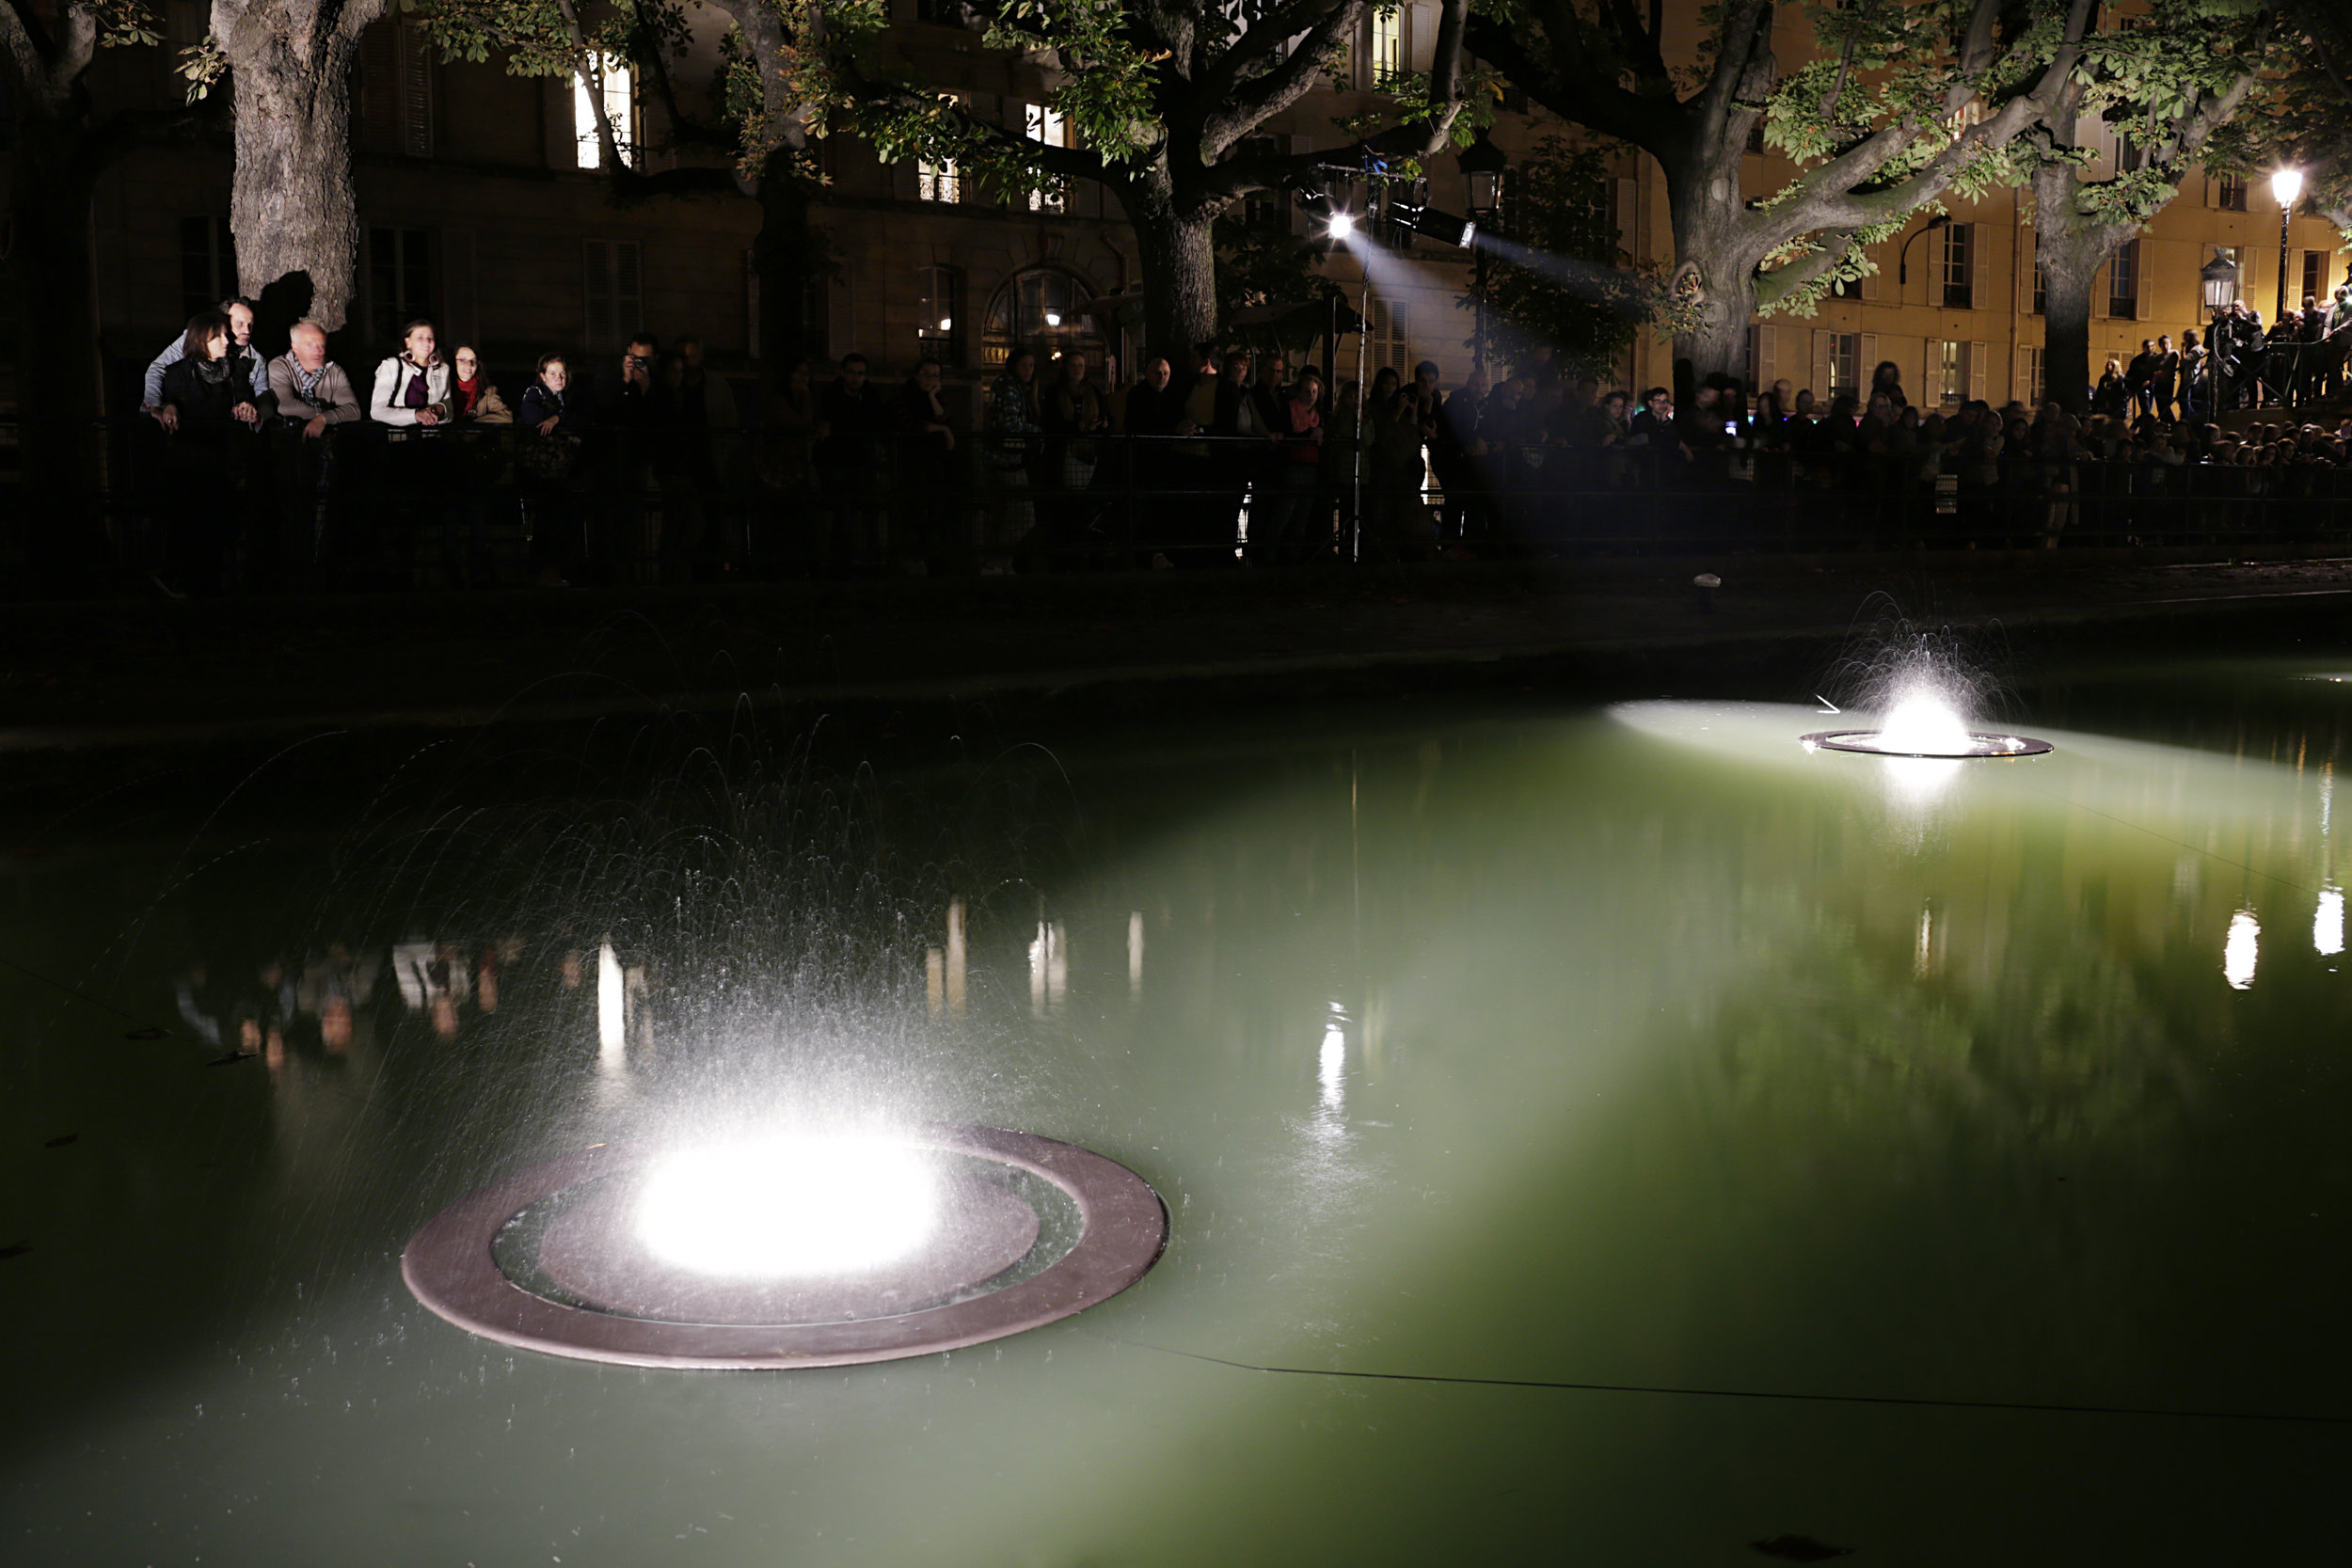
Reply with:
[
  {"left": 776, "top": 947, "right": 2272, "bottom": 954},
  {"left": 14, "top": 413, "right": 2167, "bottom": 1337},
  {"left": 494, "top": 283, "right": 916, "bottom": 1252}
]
[
  {"left": 635, "top": 1135, "right": 940, "bottom": 1279},
  {"left": 2273, "top": 166, "right": 2304, "bottom": 208},
  {"left": 2317, "top": 886, "right": 2344, "bottom": 958},
  {"left": 1327, "top": 212, "right": 1357, "bottom": 240},
  {"left": 597, "top": 940, "right": 625, "bottom": 1067},
  {"left": 2225, "top": 909, "right": 2261, "bottom": 990},
  {"left": 1873, "top": 690, "right": 1975, "bottom": 755}
]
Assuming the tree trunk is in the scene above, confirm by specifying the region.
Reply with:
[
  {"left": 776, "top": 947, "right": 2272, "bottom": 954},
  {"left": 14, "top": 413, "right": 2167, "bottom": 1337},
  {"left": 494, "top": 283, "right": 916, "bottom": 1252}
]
[
  {"left": 219, "top": 3, "right": 383, "bottom": 332},
  {"left": 2037, "top": 261, "right": 2099, "bottom": 418},
  {"left": 1129, "top": 199, "right": 1219, "bottom": 368},
  {"left": 1664, "top": 150, "right": 1758, "bottom": 386}
]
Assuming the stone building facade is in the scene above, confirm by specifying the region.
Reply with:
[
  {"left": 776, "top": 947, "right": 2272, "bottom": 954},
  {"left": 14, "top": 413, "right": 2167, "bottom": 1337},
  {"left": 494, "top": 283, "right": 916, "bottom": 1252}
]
[{"left": 24, "top": 1, "right": 2348, "bottom": 416}]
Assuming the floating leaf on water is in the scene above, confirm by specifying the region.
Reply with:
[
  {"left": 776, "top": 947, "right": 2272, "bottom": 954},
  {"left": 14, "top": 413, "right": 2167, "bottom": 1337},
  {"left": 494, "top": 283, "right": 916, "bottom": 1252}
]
[
  {"left": 123, "top": 1026, "right": 169, "bottom": 1040},
  {"left": 0, "top": 1243, "right": 29, "bottom": 1262},
  {"left": 42, "top": 1133, "right": 77, "bottom": 1148}
]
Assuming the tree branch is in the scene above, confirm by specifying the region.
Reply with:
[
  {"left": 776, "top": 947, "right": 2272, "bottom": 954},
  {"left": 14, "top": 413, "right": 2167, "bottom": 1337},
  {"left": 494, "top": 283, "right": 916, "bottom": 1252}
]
[{"left": 1200, "top": 0, "right": 1361, "bottom": 162}]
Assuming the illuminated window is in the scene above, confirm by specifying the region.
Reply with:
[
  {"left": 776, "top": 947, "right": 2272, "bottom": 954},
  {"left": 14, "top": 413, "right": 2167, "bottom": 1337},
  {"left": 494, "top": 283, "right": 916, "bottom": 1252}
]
[
  {"left": 1371, "top": 8, "right": 1404, "bottom": 88},
  {"left": 1937, "top": 340, "right": 1968, "bottom": 404},
  {"left": 1826, "top": 332, "right": 1860, "bottom": 396},
  {"left": 1025, "top": 103, "right": 1069, "bottom": 214},
  {"left": 982, "top": 266, "right": 1103, "bottom": 366},
  {"left": 574, "top": 55, "right": 634, "bottom": 170},
  {"left": 2022, "top": 344, "right": 2045, "bottom": 406},
  {"left": 2214, "top": 172, "right": 2248, "bottom": 212},
  {"left": 918, "top": 158, "right": 961, "bottom": 203},
  {"left": 917, "top": 265, "right": 961, "bottom": 364}
]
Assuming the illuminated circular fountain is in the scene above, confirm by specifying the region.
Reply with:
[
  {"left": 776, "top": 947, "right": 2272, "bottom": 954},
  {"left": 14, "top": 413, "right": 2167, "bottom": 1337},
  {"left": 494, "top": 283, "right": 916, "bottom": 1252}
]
[
  {"left": 402, "top": 1125, "right": 1166, "bottom": 1370},
  {"left": 1803, "top": 689, "right": 2051, "bottom": 760}
]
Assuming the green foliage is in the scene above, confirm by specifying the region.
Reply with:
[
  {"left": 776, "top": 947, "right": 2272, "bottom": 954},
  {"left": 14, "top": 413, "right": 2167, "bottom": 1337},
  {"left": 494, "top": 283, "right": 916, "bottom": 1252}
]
[
  {"left": 1215, "top": 215, "right": 1338, "bottom": 333},
  {"left": 1477, "top": 136, "right": 1645, "bottom": 374}
]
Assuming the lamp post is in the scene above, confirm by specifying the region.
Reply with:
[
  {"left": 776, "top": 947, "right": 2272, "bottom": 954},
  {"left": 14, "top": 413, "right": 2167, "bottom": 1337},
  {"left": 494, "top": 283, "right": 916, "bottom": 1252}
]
[
  {"left": 1456, "top": 133, "right": 1506, "bottom": 373},
  {"left": 2201, "top": 249, "right": 2239, "bottom": 411},
  {"left": 2272, "top": 167, "right": 2303, "bottom": 321},
  {"left": 2273, "top": 167, "right": 2303, "bottom": 406},
  {"left": 1898, "top": 212, "right": 1953, "bottom": 303}
]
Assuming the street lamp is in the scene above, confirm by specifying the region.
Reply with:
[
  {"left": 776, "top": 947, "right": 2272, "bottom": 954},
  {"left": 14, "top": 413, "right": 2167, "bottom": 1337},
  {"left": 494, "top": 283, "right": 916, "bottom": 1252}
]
[
  {"left": 1457, "top": 133, "right": 1506, "bottom": 372},
  {"left": 1897, "top": 212, "right": 1952, "bottom": 301},
  {"left": 2272, "top": 166, "right": 2303, "bottom": 323},
  {"left": 2200, "top": 250, "right": 2239, "bottom": 411},
  {"left": 2200, "top": 250, "right": 2240, "bottom": 313}
]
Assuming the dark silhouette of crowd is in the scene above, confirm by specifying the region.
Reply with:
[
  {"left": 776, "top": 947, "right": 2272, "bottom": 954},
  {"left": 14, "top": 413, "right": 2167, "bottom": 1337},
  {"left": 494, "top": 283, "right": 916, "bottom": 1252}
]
[{"left": 116, "top": 294, "right": 2352, "bottom": 596}]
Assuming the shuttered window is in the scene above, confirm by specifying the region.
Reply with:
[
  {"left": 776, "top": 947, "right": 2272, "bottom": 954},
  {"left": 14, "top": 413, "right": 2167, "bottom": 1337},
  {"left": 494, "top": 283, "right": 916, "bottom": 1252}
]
[
  {"left": 1366, "top": 294, "right": 1412, "bottom": 374},
  {"left": 358, "top": 22, "right": 433, "bottom": 159},
  {"left": 367, "top": 225, "right": 433, "bottom": 345},
  {"left": 584, "top": 239, "right": 644, "bottom": 356}
]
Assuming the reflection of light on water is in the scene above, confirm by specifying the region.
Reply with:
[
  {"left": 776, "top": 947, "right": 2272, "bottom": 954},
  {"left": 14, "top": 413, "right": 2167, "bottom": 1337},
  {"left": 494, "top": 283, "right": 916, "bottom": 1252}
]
[
  {"left": 636, "top": 1135, "right": 939, "bottom": 1279},
  {"left": 2225, "top": 909, "right": 2261, "bottom": 990},
  {"left": 1874, "top": 691, "right": 1976, "bottom": 755},
  {"left": 597, "top": 939, "right": 625, "bottom": 1069},
  {"left": 1915, "top": 903, "right": 1934, "bottom": 977},
  {"left": 1028, "top": 921, "right": 1068, "bottom": 1014},
  {"left": 1318, "top": 1006, "right": 1346, "bottom": 1115},
  {"left": 2317, "top": 887, "right": 2344, "bottom": 958},
  {"left": 1881, "top": 755, "right": 1964, "bottom": 804},
  {"left": 1128, "top": 911, "right": 1145, "bottom": 1000}
]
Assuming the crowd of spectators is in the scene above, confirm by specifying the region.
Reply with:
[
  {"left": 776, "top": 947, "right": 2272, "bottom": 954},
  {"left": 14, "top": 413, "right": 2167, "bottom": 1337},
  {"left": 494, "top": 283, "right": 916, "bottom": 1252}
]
[{"left": 121, "top": 298, "right": 2352, "bottom": 595}]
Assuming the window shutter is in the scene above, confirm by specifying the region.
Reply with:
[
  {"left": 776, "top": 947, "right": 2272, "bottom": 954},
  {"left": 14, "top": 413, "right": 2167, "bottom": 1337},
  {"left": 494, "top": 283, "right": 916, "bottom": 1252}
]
[
  {"left": 399, "top": 24, "right": 433, "bottom": 158},
  {"left": 1810, "top": 328, "right": 1831, "bottom": 401},
  {"left": 1965, "top": 224, "right": 1987, "bottom": 311},
  {"left": 1969, "top": 341, "right": 1987, "bottom": 403},
  {"left": 2132, "top": 240, "right": 2148, "bottom": 319},
  {"left": 442, "top": 228, "right": 475, "bottom": 351},
  {"left": 1859, "top": 333, "right": 1879, "bottom": 383},
  {"left": 1750, "top": 325, "right": 1775, "bottom": 392},
  {"left": 359, "top": 25, "right": 399, "bottom": 155}
]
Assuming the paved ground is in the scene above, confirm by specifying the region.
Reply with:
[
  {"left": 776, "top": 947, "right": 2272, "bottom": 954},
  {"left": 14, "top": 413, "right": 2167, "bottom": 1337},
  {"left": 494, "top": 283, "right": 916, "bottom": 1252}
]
[{"left": 7, "top": 548, "right": 2352, "bottom": 752}]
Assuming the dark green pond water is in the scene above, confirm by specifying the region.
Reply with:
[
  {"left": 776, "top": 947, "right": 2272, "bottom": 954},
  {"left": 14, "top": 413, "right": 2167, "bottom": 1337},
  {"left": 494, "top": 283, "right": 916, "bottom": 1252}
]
[{"left": 2, "top": 667, "right": 2346, "bottom": 1563}]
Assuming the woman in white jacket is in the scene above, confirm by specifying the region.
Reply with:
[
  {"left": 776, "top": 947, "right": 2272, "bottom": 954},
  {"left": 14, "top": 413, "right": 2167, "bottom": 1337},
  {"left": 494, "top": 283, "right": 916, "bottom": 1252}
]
[{"left": 371, "top": 319, "right": 452, "bottom": 428}]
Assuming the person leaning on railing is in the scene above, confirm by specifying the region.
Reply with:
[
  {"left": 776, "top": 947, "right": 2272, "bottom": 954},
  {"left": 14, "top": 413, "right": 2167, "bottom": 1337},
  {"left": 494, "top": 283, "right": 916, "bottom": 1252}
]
[
  {"left": 155, "top": 310, "right": 267, "bottom": 594},
  {"left": 264, "top": 319, "right": 362, "bottom": 590}
]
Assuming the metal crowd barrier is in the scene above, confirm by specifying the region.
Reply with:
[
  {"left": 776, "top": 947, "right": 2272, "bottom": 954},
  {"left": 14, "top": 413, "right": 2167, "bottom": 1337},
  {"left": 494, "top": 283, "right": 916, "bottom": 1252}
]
[{"left": 2, "top": 416, "right": 2349, "bottom": 594}]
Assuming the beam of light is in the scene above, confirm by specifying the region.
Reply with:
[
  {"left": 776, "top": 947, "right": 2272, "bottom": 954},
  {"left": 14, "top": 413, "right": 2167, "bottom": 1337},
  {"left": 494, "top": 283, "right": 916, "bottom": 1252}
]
[
  {"left": 2225, "top": 909, "right": 2261, "bottom": 990},
  {"left": 634, "top": 1135, "right": 940, "bottom": 1279},
  {"left": 597, "top": 938, "right": 625, "bottom": 1069},
  {"left": 2317, "top": 887, "right": 2344, "bottom": 958},
  {"left": 1468, "top": 231, "right": 1649, "bottom": 316}
]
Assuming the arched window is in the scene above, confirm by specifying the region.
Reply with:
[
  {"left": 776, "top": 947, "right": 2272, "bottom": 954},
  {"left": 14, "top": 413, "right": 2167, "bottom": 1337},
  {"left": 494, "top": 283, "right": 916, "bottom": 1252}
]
[{"left": 982, "top": 267, "right": 1105, "bottom": 369}]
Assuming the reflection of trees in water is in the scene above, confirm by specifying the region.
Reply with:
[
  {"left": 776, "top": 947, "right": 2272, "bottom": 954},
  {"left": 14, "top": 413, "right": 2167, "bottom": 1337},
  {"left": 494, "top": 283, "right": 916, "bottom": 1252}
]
[{"left": 1701, "top": 886, "right": 2194, "bottom": 1156}]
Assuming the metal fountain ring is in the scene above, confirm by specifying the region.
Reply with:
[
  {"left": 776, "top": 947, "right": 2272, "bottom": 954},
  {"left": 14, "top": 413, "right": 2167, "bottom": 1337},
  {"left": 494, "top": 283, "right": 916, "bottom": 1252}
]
[
  {"left": 1801, "top": 729, "right": 2054, "bottom": 760},
  {"left": 401, "top": 1123, "right": 1167, "bottom": 1370}
]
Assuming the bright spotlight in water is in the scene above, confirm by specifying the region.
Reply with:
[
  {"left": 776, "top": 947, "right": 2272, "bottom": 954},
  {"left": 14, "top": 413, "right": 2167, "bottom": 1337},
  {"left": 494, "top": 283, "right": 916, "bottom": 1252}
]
[
  {"left": 635, "top": 1135, "right": 940, "bottom": 1279},
  {"left": 1874, "top": 691, "right": 1975, "bottom": 756},
  {"left": 2225, "top": 909, "right": 2261, "bottom": 990},
  {"left": 1327, "top": 212, "right": 1357, "bottom": 240},
  {"left": 2317, "top": 886, "right": 2344, "bottom": 958}
]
